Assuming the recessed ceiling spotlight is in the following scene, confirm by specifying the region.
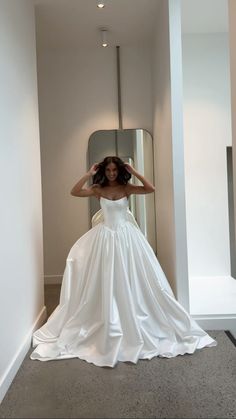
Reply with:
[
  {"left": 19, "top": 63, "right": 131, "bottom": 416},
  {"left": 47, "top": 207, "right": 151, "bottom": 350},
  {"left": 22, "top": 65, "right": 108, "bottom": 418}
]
[
  {"left": 97, "top": 1, "right": 105, "bottom": 8},
  {"left": 101, "top": 29, "right": 108, "bottom": 47}
]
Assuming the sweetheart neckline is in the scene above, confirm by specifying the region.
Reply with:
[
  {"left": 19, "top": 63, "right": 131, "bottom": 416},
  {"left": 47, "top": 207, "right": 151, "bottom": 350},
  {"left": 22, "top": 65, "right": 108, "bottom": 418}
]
[{"left": 99, "top": 196, "right": 128, "bottom": 202}]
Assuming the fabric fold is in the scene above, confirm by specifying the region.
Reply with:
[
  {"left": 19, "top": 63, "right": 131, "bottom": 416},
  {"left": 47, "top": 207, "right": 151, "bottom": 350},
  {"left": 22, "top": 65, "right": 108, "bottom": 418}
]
[{"left": 30, "top": 197, "right": 217, "bottom": 366}]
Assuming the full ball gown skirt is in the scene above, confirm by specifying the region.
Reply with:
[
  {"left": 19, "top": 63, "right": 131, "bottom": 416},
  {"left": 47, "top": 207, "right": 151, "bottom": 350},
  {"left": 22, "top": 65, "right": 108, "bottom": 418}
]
[{"left": 30, "top": 197, "right": 217, "bottom": 366}]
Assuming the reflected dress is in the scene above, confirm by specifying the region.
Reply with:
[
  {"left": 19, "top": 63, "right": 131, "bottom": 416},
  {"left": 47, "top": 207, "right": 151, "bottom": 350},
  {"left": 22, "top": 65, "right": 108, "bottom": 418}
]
[{"left": 30, "top": 196, "right": 217, "bottom": 366}]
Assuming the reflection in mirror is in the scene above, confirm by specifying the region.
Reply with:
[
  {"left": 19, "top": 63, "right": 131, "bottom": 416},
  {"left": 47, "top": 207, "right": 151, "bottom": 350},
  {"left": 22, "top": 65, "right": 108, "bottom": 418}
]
[{"left": 88, "top": 129, "right": 157, "bottom": 253}]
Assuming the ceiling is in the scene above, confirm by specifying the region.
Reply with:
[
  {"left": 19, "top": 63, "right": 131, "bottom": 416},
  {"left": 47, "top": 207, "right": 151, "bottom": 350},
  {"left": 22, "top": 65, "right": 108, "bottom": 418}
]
[
  {"left": 34, "top": 0, "right": 160, "bottom": 50},
  {"left": 34, "top": 0, "right": 229, "bottom": 50}
]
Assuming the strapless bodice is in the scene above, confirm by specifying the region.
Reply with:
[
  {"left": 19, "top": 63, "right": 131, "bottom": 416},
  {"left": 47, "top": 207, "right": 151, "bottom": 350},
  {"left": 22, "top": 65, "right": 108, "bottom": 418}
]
[{"left": 100, "top": 196, "right": 129, "bottom": 230}]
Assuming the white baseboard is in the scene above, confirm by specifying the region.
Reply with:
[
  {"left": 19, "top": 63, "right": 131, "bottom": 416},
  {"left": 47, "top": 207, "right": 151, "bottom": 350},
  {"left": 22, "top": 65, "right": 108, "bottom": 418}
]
[
  {"left": 192, "top": 313, "right": 236, "bottom": 333},
  {"left": 44, "top": 275, "right": 63, "bottom": 284},
  {"left": 0, "top": 305, "right": 47, "bottom": 404}
]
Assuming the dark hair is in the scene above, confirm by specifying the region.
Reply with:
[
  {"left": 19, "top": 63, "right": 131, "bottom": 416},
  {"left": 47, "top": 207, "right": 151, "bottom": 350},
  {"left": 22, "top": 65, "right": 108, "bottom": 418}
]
[{"left": 92, "top": 156, "right": 131, "bottom": 187}]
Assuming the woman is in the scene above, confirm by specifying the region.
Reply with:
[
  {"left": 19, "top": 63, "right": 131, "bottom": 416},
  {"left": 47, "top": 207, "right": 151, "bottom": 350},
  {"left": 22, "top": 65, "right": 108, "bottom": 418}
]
[
  {"left": 30, "top": 156, "right": 217, "bottom": 367},
  {"left": 70, "top": 156, "right": 155, "bottom": 200}
]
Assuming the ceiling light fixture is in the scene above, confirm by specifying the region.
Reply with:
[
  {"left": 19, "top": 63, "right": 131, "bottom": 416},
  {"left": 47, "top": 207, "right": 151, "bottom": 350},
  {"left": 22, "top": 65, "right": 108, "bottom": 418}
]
[
  {"left": 101, "top": 29, "right": 108, "bottom": 47},
  {"left": 97, "top": 1, "right": 105, "bottom": 8}
]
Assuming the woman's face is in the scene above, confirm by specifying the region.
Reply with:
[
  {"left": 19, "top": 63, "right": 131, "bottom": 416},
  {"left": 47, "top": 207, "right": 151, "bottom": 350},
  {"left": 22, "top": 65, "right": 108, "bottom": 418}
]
[{"left": 105, "top": 162, "right": 118, "bottom": 182}]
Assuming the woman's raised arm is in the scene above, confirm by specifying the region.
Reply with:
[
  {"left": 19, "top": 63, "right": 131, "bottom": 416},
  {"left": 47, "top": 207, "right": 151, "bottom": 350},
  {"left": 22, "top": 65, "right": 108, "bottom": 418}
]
[
  {"left": 70, "top": 164, "right": 99, "bottom": 197},
  {"left": 124, "top": 163, "right": 155, "bottom": 196}
]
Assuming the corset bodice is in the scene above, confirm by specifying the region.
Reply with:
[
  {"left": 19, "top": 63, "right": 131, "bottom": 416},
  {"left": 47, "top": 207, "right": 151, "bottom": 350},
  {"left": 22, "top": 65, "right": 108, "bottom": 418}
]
[{"left": 100, "top": 196, "right": 129, "bottom": 230}]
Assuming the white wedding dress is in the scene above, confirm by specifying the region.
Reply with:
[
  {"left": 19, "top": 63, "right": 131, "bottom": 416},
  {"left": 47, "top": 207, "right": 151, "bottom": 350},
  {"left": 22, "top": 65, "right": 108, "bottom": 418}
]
[{"left": 30, "top": 196, "right": 217, "bottom": 366}]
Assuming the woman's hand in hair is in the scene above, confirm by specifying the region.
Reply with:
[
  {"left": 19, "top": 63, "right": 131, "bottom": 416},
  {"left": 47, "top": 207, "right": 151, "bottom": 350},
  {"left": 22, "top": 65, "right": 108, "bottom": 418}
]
[
  {"left": 124, "top": 163, "right": 135, "bottom": 175},
  {"left": 88, "top": 163, "right": 99, "bottom": 176},
  {"left": 124, "top": 164, "right": 155, "bottom": 195},
  {"left": 71, "top": 164, "right": 100, "bottom": 197}
]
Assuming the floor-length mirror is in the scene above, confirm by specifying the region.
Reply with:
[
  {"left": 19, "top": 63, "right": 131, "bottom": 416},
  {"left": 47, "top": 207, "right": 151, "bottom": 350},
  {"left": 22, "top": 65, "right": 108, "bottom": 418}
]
[{"left": 88, "top": 129, "right": 157, "bottom": 253}]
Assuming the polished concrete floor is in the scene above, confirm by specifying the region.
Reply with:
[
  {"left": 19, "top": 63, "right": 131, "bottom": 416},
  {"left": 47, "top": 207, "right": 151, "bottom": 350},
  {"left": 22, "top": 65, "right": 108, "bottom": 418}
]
[{"left": 0, "top": 285, "right": 235, "bottom": 419}]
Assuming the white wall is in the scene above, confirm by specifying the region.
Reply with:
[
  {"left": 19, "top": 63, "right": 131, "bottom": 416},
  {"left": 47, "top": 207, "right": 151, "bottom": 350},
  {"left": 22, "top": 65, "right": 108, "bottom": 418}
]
[
  {"left": 152, "top": 0, "right": 176, "bottom": 295},
  {"left": 0, "top": 0, "right": 44, "bottom": 402},
  {"left": 229, "top": 0, "right": 236, "bottom": 253},
  {"left": 37, "top": 45, "right": 153, "bottom": 279},
  {"left": 152, "top": 0, "right": 189, "bottom": 307},
  {"left": 182, "top": 33, "right": 232, "bottom": 276}
]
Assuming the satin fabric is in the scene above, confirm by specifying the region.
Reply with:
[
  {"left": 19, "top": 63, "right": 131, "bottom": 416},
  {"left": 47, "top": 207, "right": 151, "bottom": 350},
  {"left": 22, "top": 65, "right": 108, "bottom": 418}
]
[{"left": 30, "top": 197, "right": 217, "bottom": 366}]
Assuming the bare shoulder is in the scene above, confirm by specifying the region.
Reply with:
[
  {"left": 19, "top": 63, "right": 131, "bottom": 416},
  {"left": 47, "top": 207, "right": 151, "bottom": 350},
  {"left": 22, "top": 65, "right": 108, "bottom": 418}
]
[
  {"left": 90, "top": 183, "right": 102, "bottom": 197},
  {"left": 125, "top": 182, "right": 152, "bottom": 196},
  {"left": 124, "top": 183, "right": 132, "bottom": 196},
  {"left": 125, "top": 182, "right": 134, "bottom": 190}
]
